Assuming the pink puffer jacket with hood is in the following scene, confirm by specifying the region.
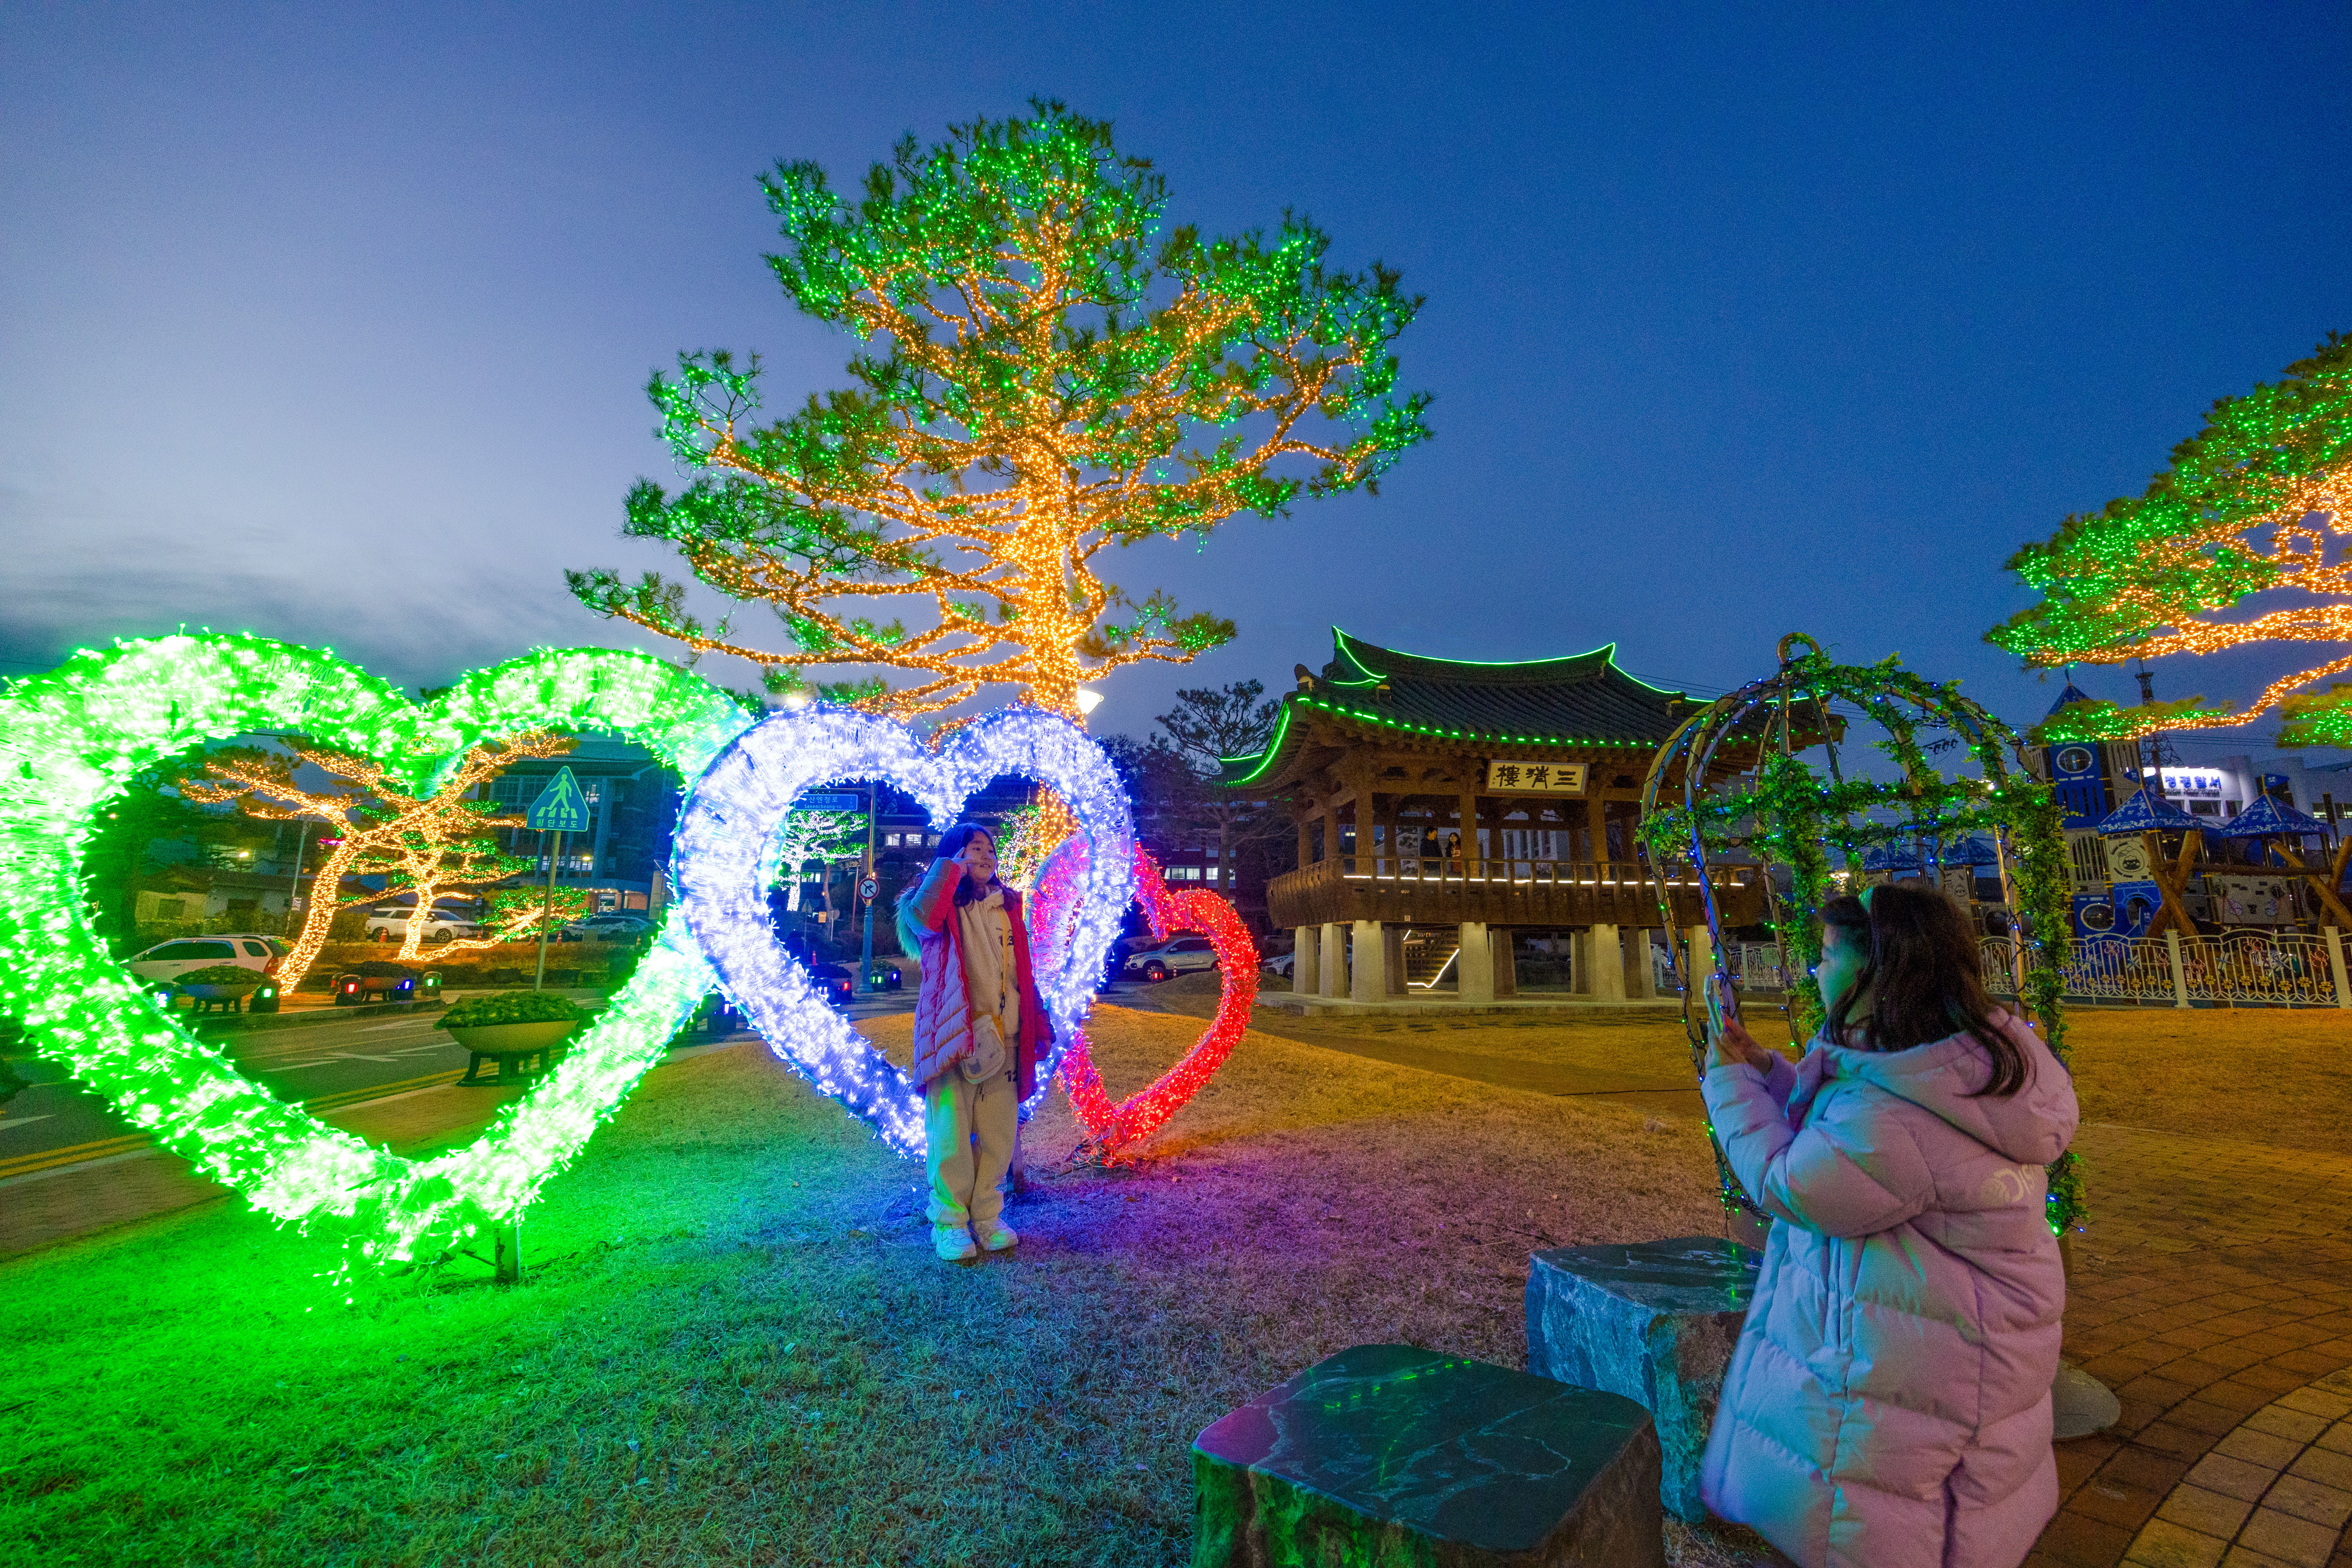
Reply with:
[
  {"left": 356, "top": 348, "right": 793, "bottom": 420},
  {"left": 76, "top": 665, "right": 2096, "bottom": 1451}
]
[{"left": 1699, "top": 1010, "right": 2079, "bottom": 1568}]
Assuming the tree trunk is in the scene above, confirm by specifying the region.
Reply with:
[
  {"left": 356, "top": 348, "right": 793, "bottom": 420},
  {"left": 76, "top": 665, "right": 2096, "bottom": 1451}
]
[{"left": 278, "top": 837, "right": 365, "bottom": 991}]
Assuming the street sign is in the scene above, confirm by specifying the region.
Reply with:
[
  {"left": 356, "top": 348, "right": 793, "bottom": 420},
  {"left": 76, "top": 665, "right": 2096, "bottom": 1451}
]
[
  {"left": 802, "top": 791, "right": 862, "bottom": 811},
  {"left": 858, "top": 875, "right": 879, "bottom": 901},
  {"left": 527, "top": 766, "right": 592, "bottom": 833}
]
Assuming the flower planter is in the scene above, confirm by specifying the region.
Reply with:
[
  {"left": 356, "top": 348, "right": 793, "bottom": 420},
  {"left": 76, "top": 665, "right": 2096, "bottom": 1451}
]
[
  {"left": 445, "top": 1020, "right": 577, "bottom": 1053},
  {"left": 445, "top": 1020, "right": 579, "bottom": 1085}
]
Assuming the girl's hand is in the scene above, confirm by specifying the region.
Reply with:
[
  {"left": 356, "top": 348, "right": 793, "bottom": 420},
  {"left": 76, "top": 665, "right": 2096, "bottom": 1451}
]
[{"left": 1707, "top": 1017, "right": 1776, "bottom": 1074}]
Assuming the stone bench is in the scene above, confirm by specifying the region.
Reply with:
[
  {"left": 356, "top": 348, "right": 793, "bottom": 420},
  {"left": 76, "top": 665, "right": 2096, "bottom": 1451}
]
[
  {"left": 1527, "top": 1235, "right": 1761, "bottom": 1523},
  {"left": 1192, "top": 1342, "right": 1663, "bottom": 1567}
]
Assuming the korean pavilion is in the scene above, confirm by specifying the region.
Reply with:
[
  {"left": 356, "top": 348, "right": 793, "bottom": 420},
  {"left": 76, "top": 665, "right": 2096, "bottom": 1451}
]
[{"left": 1214, "top": 629, "right": 1765, "bottom": 1006}]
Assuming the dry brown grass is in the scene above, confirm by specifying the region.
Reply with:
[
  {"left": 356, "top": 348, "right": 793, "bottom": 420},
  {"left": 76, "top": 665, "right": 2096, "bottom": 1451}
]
[{"left": 1192, "top": 974, "right": 2352, "bottom": 1156}]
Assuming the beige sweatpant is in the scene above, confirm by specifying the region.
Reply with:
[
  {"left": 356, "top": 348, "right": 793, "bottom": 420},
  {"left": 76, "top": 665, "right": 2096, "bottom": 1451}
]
[{"left": 924, "top": 1064, "right": 1018, "bottom": 1227}]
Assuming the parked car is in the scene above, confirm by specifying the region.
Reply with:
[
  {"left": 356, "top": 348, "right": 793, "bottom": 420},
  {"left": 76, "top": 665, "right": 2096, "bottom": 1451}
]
[
  {"left": 1263, "top": 951, "right": 1295, "bottom": 979},
  {"left": 126, "top": 934, "right": 289, "bottom": 984},
  {"left": 364, "top": 904, "right": 483, "bottom": 943},
  {"left": 809, "top": 959, "right": 855, "bottom": 1009},
  {"left": 563, "top": 913, "right": 655, "bottom": 942},
  {"left": 1121, "top": 935, "right": 1218, "bottom": 983}
]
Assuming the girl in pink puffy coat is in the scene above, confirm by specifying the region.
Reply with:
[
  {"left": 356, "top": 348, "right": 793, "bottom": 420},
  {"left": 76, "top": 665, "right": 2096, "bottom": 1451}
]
[{"left": 1701, "top": 884, "right": 2079, "bottom": 1568}]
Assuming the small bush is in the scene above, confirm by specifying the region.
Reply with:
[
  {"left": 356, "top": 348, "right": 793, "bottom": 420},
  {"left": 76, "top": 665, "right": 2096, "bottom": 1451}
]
[
  {"left": 173, "top": 965, "right": 263, "bottom": 990},
  {"left": 441, "top": 990, "right": 584, "bottom": 1029}
]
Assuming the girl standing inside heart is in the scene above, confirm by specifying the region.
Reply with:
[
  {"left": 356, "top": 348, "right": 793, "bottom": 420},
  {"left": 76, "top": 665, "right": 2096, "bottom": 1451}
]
[{"left": 896, "top": 824, "right": 1054, "bottom": 1263}]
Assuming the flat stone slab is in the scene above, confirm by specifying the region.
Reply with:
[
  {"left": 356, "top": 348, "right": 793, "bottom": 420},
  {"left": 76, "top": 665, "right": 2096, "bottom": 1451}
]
[
  {"left": 1192, "top": 1343, "right": 1663, "bottom": 1567},
  {"left": 1527, "top": 1235, "right": 1760, "bottom": 1522}
]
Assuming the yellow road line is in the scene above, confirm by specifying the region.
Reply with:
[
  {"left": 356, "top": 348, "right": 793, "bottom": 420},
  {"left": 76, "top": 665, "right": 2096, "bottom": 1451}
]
[{"left": 0, "top": 1069, "right": 477, "bottom": 1181}]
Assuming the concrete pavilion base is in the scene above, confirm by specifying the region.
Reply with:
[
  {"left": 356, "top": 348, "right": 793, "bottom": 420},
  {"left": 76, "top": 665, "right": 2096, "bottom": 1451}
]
[
  {"left": 1191, "top": 1343, "right": 1664, "bottom": 1567},
  {"left": 1526, "top": 1236, "right": 1761, "bottom": 1523}
]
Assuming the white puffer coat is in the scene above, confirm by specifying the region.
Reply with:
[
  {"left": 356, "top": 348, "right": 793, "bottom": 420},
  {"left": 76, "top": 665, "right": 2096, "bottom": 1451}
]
[{"left": 1699, "top": 1011, "right": 2079, "bottom": 1568}]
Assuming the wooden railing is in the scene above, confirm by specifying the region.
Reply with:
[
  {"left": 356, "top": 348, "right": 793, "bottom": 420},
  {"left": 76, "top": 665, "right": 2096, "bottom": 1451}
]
[{"left": 1265, "top": 856, "right": 1769, "bottom": 932}]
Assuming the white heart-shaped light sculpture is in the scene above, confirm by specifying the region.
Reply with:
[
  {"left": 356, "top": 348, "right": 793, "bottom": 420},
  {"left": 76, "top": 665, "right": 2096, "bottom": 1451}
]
[{"left": 670, "top": 706, "right": 1136, "bottom": 1155}]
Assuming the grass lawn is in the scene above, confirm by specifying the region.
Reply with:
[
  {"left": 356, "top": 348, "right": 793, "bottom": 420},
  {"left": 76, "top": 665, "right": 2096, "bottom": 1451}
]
[
  {"left": 0, "top": 1005, "right": 1725, "bottom": 1567},
  {"left": 7, "top": 984, "right": 2342, "bottom": 1566}
]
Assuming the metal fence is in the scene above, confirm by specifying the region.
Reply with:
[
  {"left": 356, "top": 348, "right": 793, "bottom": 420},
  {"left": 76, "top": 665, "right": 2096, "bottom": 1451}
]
[{"left": 1978, "top": 931, "right": 2351, "bottom": 1009}]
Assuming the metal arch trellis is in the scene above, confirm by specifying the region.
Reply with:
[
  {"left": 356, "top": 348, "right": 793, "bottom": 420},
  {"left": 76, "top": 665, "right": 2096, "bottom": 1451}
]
[{"left": 1635, "top": 635, "right": 2082, "bottom": 1247}]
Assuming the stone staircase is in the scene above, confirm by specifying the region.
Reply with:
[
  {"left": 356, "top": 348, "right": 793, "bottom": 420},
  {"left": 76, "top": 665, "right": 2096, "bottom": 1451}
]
[{"left": 1400, "top": 929, "right": 1460, "bottom": 989}]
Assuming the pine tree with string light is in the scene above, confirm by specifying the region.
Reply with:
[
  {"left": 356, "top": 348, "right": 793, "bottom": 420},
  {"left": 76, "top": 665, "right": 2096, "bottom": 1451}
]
[
  {"left": 1989, "top": 333, "right": 2352, "bottom": 748},
  {"left": 568, "top": 100, "right": 1429, "bottom": 721}
]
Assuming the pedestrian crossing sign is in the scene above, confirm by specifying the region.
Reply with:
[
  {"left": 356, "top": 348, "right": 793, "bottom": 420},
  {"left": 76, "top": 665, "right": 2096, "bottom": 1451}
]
[{"left": 527, "top": 766, "right": 592, "bottom": 833}]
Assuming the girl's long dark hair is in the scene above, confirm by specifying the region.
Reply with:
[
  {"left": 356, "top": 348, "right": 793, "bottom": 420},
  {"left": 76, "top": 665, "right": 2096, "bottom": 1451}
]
[{"left": 1819, "top": 884, "right": 2029, "bottom": 1097}]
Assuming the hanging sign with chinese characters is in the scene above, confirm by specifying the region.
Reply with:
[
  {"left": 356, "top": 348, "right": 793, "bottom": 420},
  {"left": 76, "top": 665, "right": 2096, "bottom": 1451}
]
[{"left": 1483, "top": 760, "right": 1588, "bottom": 795}]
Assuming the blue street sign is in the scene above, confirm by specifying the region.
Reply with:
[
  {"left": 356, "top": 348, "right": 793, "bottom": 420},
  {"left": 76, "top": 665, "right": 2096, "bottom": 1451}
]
[
  {"left": 527, "top": 766, "right": 592, "bottom": 833},
  {"left": 801, "top": 791, "right": 862, "bottom": 811}
]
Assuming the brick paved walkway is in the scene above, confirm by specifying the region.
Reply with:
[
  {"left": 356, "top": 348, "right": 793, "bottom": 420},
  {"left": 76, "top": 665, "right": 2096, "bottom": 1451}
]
[{"left": 2029, "top": 1123, "right": 2352, "bottom": 1568}]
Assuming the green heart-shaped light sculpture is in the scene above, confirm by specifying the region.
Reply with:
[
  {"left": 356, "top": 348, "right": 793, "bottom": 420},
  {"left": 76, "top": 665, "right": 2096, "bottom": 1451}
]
[{"left": 0, "top": 635, "right": 751, "bottom": 1263}]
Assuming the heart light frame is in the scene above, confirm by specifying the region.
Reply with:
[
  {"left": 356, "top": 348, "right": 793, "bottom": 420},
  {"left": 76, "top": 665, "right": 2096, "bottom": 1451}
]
[
  {"left": 0, "top": 635, "right": 750, "bottom": 1261},
  {"left": 670, "top": 706, "right": 1136, "bottom": 1155}
]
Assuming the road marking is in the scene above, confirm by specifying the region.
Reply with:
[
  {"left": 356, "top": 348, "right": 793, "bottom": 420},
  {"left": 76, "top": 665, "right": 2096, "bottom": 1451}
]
[{"left": 0, "top": 1116, "right": 54, "bottom": 1133}]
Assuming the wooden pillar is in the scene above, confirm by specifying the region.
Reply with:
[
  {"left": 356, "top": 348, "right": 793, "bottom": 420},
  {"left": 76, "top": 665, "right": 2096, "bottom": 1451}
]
[
  {"left": 1492, "top": 929, "right": 1517, "bottom": 997},
  {"left": 1295, "top": 808, "right": 1313, "bottom": 870},
  {"left": 1459, "top": 788, "right": 1483, "bottom": 877},
  {"left": 1587, "top": 921, "right": 1626, "bottom": 1002},
  {"left": 1625, "top": 928, "right": 1656, "bottom": 998},
  {"left": 1585, "top": 793, "right": 1608, "bottom": 869},
  {"left": 1319, "top": 920, "right": 1346, "bottom": 997},
  {"left": 1458, "top": 921, "right": 1494, "bottom": 1004},
  {"left": 1350, "top": 919, "right": 1385, "bottom": 1004}
]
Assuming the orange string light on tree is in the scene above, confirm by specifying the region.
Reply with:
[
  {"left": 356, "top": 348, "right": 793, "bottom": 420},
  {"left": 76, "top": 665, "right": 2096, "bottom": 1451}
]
[
  {"left": 1994, "top": 332, "right": 2352, "bottom": 748},
  {"left": 567, "top": 102, "right": 1429, "bottom": 724}
]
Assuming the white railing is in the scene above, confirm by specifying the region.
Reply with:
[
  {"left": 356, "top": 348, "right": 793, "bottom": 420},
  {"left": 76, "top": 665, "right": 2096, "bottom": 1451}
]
[
  {"left": 1979, "top": 931, "right": 2350, "bottom": 1008},
  {"left": 1725, "top": 942, "right": 1789, "bottom": 993}
]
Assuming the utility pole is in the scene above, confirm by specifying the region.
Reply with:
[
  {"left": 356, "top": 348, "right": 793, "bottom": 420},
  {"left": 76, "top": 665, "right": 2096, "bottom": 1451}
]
[
  {"left": 286, "top": 821, "right": 310, "bottom": 934},
  {"left": 532, "top": 830, "right": 563, "bottom": 991},
  {"left": 857, "top": 785, "right": 878, "bottom": 995}
]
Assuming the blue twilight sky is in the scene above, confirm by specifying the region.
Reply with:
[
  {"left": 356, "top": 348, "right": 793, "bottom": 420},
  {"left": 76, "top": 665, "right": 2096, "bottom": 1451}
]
[{"left": 2, "top": 2, "right": 2345, "bottom": 758}]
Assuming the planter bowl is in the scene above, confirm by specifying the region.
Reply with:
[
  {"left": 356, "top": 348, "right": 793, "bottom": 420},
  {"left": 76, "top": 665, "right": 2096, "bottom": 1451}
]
[
  {"left": 177, "top": 984, "right": 257, "bottom": 1000},
  {"left": 444, "top": 1020, "right": 579, "bottom": 1053}
]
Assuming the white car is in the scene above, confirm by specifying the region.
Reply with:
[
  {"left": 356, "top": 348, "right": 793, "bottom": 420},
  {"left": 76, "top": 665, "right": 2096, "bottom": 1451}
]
[
  {"left": 563, "top": 913, "right": 655, "bottom": 942},
  {"left": 364, "top": 905, "right": 483, "bottom": 943},
  {"left": 126, "top": 934, "right": 288, "bottom": 983},
  {"left": 1122, "top": 935, "right": 1218, "bottom": 983},
  {"left": 1263, "top": 951, "right": 1295, "bottom": 979}
]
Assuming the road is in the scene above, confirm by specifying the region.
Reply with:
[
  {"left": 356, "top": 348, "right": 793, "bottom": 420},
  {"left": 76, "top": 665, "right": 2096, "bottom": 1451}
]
[{"left": 0, "top": 987, "right": 918, "bottom": 1178}]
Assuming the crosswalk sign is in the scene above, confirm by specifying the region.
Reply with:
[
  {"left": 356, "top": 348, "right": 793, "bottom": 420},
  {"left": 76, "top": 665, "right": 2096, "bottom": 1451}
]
[{"left": 527, "top": 766, "right": 592, "bottom": 833}]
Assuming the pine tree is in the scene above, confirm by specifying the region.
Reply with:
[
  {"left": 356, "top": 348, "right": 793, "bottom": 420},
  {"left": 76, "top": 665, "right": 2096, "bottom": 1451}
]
[
  {"left": 570, "top": 101, "right": 1429, "bottom": 720},
  {"left": 1991, "top": 333, "right": 2352, "bottom": 748}
]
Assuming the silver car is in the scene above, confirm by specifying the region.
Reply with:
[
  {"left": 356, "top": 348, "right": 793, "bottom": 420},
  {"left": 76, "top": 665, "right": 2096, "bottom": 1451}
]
[{"left": 1121, "top": 935, "right": 1218, "bottom": 983}]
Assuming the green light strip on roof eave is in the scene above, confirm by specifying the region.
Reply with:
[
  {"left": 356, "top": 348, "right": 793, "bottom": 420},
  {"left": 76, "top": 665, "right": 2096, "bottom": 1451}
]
[{"left": 1330, "top": 626, "right": 1687, "bottom": 698}]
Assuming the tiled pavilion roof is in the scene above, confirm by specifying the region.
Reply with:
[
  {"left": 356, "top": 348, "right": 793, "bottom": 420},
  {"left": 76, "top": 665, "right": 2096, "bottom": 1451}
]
[{"left": 1216, "top": 628, "right": 1694, "bottom": 791}]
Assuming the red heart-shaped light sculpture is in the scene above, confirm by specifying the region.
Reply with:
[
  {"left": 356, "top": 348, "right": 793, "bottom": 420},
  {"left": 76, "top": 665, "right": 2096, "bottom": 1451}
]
[{"left": 1055, "top": 844, "right": 1257, "bottom": 1153}]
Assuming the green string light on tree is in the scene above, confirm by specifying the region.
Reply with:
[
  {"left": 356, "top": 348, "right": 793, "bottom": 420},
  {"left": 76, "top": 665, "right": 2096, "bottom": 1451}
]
[{"left": 1991, "top": 332, "right": 2352, "bottom": 748}]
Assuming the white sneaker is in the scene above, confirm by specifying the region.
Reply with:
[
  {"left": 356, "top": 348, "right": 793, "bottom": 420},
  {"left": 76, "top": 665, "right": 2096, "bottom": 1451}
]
[
  {"left": 933, "top": 1224, "right": 978, "bottom": 1261},
  {"left": 974, "top": 1218, "right": 1018, "bottom": 1252}
]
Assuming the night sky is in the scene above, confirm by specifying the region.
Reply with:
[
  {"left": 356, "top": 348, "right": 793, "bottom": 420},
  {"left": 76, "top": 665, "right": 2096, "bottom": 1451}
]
[{"left": 4, "top": 2, "right": 2345, "bottom": 759}]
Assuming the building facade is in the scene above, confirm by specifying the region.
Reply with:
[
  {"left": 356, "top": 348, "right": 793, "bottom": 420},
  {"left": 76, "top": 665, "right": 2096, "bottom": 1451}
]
[{"left": 1215, "top": 630, "right": 1766, "bottom": 1006}]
